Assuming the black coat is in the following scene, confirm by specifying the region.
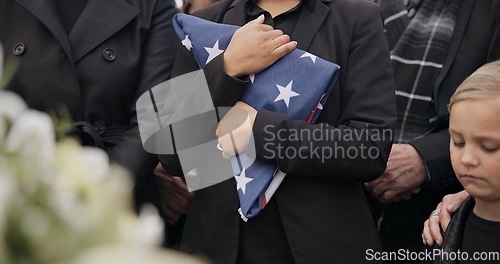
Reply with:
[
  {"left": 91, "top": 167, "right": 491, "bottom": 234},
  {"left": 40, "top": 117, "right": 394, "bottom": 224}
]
[
  {"left": 0, "top": 0, "right": 178, "bottom": 188},
  {"left": 425, "top": 196, "right": 474, "bottom": 264},
  {"left": 162, "top": 0, "right": 397, "bottom": 263}
]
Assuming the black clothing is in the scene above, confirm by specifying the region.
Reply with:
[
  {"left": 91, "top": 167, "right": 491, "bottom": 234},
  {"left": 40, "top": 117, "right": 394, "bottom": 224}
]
[{"left": 161, "top": 0, "right": 397, "bottom": 263}]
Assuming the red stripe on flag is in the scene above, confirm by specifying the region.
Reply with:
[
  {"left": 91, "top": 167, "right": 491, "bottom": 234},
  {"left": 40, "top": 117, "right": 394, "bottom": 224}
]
[
  {"left": 261, "top": 196, "right": 267, "bottom": 209},
  {"left": 306, "top": 108, "right": 318, "bottom": 124}
]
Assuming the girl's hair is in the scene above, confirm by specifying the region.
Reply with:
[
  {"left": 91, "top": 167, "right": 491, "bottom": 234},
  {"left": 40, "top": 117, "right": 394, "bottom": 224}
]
[{"left": 448, "top": 60, "right": 500, "bottom": 112}]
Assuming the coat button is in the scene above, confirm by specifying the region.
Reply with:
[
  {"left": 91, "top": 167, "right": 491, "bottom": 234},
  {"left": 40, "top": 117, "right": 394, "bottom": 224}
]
[
  {"left": 102, "top": 48, "right": 116, "bottom": 61},
  {"left": 94, "top": 122, "right": 106, "bottom": 135},
  {"left": 13, "top": 43, "right": 26, "bottom": 56}
]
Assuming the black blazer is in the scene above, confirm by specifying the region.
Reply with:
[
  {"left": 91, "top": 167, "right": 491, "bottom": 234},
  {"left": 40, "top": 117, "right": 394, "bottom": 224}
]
[
  {"left": 0, "top": 0, "right": 178, "bottom": 186},
  {"left": 163, "top": 0, "right": 397, "bottom": 263}
]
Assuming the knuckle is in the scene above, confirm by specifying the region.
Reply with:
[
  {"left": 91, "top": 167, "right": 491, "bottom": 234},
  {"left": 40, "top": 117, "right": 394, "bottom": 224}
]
[{"left": 257, "top": 24, "right": 268, "bottom": 31}]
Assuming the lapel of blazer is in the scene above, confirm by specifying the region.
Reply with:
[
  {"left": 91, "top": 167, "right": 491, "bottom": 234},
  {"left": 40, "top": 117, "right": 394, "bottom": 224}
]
[
  {"left": 291, "top": 0, "right": 330, "bottom": 51},
  {"left": 69, "top": 0, "right": 139, "bottom": 62},
  {"left": 222, "top": 0, "right": 330, "bottom": 51},
  {"left": 222, "top": 0, "right": 248, "bottom": 26},
  {"left": 15, "top": 0, "right": 73, "bottom": 61},
  {"left": 433, "top": 0, "right": 474, "bottom": 97}
]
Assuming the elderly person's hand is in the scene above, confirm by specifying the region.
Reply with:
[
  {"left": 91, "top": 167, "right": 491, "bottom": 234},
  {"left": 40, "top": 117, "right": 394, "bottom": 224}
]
[
  {"left": 364, "top": 144, "right": 427, "bottom": 203},
  {"left": 422, "top": 190, "right": 469, "bottom": 246}
]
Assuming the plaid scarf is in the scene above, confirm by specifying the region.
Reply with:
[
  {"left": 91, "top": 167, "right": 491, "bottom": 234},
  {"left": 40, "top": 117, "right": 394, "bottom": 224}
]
[{"left": 378, "top": 0, "right": 460, "bottom": 143}]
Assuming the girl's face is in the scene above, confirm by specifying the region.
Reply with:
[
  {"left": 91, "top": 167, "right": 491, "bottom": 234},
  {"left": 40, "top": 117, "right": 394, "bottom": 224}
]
[{"left": 449, "top": 97, "right": 500, "bottom": 203}]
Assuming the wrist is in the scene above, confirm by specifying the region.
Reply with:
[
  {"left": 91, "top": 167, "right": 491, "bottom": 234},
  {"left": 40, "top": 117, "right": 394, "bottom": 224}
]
[
  {"left": 406, "top": 143, "right": 429, "bottom": 186},
  {"left": 223, "top": 52, "right": 242, "bottom": 78}
]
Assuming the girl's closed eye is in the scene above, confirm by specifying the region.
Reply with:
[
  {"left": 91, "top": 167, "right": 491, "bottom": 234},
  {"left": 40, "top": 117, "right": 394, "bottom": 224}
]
[
  {"left": 450, "top": 135, "right": 464, "bottom": 147},
  {"left": 481, "top": 144, "right": 499, "bottom": 153}
]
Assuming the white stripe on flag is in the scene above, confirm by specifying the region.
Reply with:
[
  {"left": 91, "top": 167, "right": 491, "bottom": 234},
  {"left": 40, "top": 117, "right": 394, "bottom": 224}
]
[
  {"left": 384, "top": 10, "right": 408, "bottom": 25},
  {"left": 395, "top": 90, "right": 432, "bottom": 102},
  {"left": 264, "top": 169, "right": 286, "bottom": 202},
  {"left": 390, "top": 55, "right": 443, "bottom": 69},
  {"left": 238, "top": 208, "right": 248, "bottom": 222}
]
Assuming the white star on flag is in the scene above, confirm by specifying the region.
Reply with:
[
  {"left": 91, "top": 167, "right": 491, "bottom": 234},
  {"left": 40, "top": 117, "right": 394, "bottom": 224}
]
[
  {"left": 300, "top": 52, "right": 317, "bottom": 63},
  {"left": 274, "top": 80, "right": 300, "bottom": 108},
  {"left": 249, "top": 74, "right": 255, "bottom": 83},
  {"left": 181, "top": 35, "right": 192, "bottom": 51},
  {"left": 235, "top": 167, "right": 253, "bottom": 194},
  {"left": 204, "top": 39, "right": 224, "bottom": 65}
]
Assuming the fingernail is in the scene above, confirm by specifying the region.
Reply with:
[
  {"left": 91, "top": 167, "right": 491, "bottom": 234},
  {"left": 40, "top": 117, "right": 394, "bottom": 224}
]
[{"left": 447, "top": 204, "right": 455, "bottom": 210}]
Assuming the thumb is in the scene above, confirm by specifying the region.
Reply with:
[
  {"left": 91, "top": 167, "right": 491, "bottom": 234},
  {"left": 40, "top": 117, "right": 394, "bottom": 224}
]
[
  {"left": 249, "top": 14, "right": 265, "bottom": 24},
  {"left": 446, "top": 203, "right": 457, "bottom": 212}
]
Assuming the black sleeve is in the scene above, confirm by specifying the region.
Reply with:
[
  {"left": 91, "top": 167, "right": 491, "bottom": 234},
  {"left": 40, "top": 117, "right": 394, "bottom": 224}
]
[
  {"left": 110, "top": 0, "right": 178, "bottom": 186},
  {"left": 410, "top": 129, "right": 457, "bottom": 191}
]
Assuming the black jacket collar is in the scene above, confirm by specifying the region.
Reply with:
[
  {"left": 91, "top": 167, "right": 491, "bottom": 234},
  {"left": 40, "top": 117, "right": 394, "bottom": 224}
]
[{"left": 222, "top": 0, "right": 331, "bottom": 51}]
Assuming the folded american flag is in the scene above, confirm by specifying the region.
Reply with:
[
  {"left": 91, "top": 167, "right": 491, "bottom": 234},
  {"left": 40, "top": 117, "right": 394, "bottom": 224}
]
[{"left": 173, "top": 14, "right": 340, "bottom": 221}]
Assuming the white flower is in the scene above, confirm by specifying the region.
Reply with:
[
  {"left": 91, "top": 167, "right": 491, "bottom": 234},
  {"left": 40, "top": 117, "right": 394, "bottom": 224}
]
[
  {"left": 80, "top": 147, "right": 111, "bottom": 181},
  {"left": 51, "top": 140, "right": 113, "bottom": 230},
  {"left": 0, "top": 90, "right": 28, "bottom": 121},
  {"left": 19, "top": 206, "right": 51, "bottom": 240},
  {"left": 0, "top": 117, "right": 6, "bottom": 145},
  {"left": 4, "top": 109, "right": 55, "bottom": 163},
  {"left": 0, "top": 166, "right": 15, "bottom": 264},
  {"left": 0, "top": 80, "right": 197, "bottom": 263},
  {"left": 135, "top": 205, "right": 164, "bottom": 247},
  {"left": 0, "top": 167, "right": 15, "bottom": 234},
  {"left": 69, "top": 245, "right": 207, "bottom": 264}
]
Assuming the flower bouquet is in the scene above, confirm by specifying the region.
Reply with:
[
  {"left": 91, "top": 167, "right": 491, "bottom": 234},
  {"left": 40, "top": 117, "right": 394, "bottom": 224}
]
[{"left": 0, "top": 44, "right": 205, "bottom": 264}]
